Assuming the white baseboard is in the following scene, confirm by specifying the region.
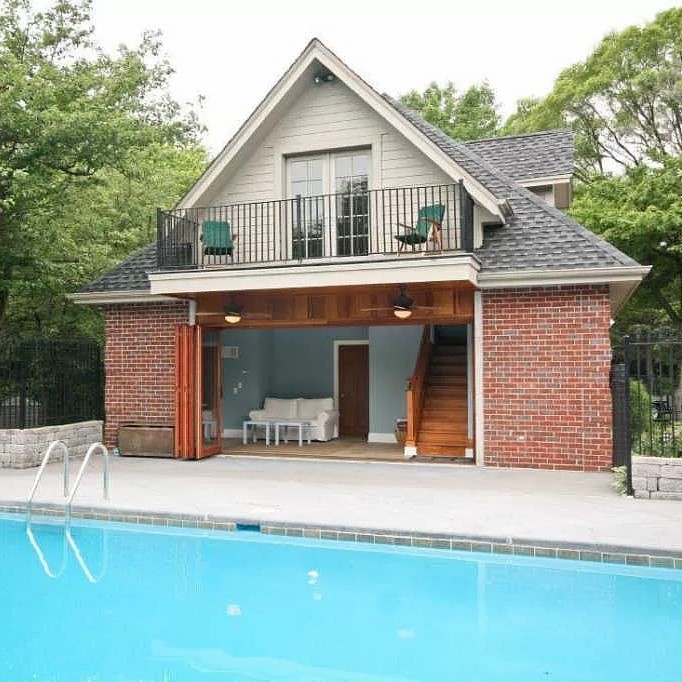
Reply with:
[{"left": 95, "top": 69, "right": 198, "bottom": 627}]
[
  {"left": 223, "top": 428, "right": 243, "bottom": 438},
  {"left": 368, "top": 432, "right": 397, "bottom": 444}
]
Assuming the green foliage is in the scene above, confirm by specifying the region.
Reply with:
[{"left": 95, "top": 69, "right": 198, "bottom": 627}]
[
  {"left": 400, "top": 81, "right": 500, "bottom": 140},
  {"left": 635, "top": 423, "right": 682, "bottom": 458},
  {"left": 500, "top": 8, "right": 682, "bottom": 178},
  {"left": 611, "top": 466, "right": 627, "bottom": 494},
  {"left": 571, "top": 157, "right": 682, "bottom": 329},
  {"left": 629, "top": 378, "right": 652, "bottom": 442},
  {"left": 0, "top": 0, "right": 205, "bottom": 340},
  {"left": 501, "top": 97, "right": 565, "bottom": 136}
]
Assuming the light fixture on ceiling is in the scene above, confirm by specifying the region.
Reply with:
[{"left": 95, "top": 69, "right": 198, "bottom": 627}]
[
  {"left": 224, "top": 300, "right": 242, "bottom": 324},
  {"left": 393, "top": 285, "right": 414, "bottom": 319},
  {"left": 313, "top": 69, "right": 335, "bottom": 85}
]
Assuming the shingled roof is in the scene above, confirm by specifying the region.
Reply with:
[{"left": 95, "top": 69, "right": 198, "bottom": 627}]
[
  {"left": 382, "top": 96, "right": 639, "bottom": 273},
  {"left": 78, "top": 243, "right": 157, "bottom": 293},
  {"left": 463, "top": 130, "right": 574, "bottom": 182},
  {"left": 77, "top": 89, "right": 638, "bottom": 297}
]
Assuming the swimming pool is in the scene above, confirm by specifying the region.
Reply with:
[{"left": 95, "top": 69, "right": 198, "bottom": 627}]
[{"left": 1, "top": 515, "right": 681, "bottom": 681}]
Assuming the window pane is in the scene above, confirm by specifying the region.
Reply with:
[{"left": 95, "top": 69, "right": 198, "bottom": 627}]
[
  {"left": 289, "top": 160, "right": 307, "bottom": 182},
  {"left": 352, "top": 152, "right": 369, "bottom": 176},
  {"left": 334, "top": 155, "right": 352, "bottom": 178},
  {"left": 291, "top": 180, "right": 307, "bottom": 197},
  {"left": 309, "top": 180, "right": 323, "bottom": 196},
  {"left": 308, "top": 159, "right": 323, "bottom": 180}
]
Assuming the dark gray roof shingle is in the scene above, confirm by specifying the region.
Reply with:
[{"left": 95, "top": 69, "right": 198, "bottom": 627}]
[
  {"left": 77, "top": 94, "right": 638, "bottom": 296},
  {"left": 78, "top": 243, "right": 156, "bottom": 293},
  {"left": 463, "top": 130, "right": 574, "bottom": 182},
  {"left": 382, "top": 95, "right": 638, "bottom": 273}
]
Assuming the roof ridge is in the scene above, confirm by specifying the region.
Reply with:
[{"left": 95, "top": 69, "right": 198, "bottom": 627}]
[{"left": 463, "top": 129, "right": 573, "bottom": 144}]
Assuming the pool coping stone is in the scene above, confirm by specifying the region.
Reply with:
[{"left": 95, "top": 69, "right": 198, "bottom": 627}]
[{"left": 3, "top": 500, "right": 682, "bottom": 570}]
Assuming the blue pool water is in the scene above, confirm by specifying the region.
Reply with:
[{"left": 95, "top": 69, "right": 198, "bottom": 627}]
[{"left": 1, "top": 515, "right": 681, "bottom": 681}]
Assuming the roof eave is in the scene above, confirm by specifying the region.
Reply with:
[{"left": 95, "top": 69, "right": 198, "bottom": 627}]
[
  {"left": 478, "top": 265, "right": 651, "bottom": 317},
  {"left": 68, "top": 291, "right": 175, "bottom": 306}
]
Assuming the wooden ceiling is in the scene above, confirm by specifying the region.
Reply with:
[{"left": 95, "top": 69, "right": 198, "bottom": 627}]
[{"left": 191, "top": 282, "right": 475, "bottom": 329}]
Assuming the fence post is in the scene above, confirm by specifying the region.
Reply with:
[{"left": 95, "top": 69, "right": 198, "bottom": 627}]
[
  {"left": 610, "top": 363, "right": 627, "bottom": 467},
  {"left": 623, "top": 335, "right": 633, "bottom": 496}
]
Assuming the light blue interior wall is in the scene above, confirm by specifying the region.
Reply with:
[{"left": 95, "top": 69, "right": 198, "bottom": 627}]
[
  {"left": 221, "top": 329, "right": 273, "bottom": 429},
  {"left": 269, "top": 327, "right": 368, "bottom": 398},
  {"left": 219, "top": 324, "right": 421, "bottom": 436},
  {"left": 368, "top": 325, "right": 422, "bottom": 435}
]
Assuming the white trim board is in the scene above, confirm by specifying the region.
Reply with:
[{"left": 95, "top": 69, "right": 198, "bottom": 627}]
[{"left": 149, "top": 255, "right": 480, "bottom": 296}]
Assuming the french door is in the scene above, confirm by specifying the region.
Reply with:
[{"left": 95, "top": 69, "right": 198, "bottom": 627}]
[
  {"left": 288, "top": 150, "right": 369, "bottom": 259},
  {"left": 175, "top": 325, "right": 222, "bottom": 459}
]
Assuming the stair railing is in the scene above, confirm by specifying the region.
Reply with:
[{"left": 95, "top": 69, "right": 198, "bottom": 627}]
[{"left": 406, "top": 325, "right": 432, "bottom": 448}]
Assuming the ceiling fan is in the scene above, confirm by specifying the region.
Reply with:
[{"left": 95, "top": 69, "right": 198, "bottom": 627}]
[
  {"left": 361, "top": 284, "right": 434, "bottom": 319},
  {"left": 195, "top": 296, "right": 272, "bottom": 324}
]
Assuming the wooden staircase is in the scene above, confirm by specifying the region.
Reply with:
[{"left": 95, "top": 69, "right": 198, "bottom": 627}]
[{"left": 415, "top": 342, "right": 472, "bottom": 457}]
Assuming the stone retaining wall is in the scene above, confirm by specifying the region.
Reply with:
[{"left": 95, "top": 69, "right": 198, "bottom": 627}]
[
  {"left": 0, "top": 420, "right": 103, "bottom": 468},
  {"left": 632, "top": 456, "right": 682, "bottom": 500}
]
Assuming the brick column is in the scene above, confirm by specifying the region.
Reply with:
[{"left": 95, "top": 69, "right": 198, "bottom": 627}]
[
  {"left": 482, "top": 285, "right": 612, "bottom": 471},
  {"left": 103, "top": 301, "right": 189, "bottom": 448}
]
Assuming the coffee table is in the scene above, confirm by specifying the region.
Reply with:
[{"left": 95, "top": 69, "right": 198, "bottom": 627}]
[
  {"left": 242, "top": 420, "right": 272, "bottom": 446},
  {"left": 274, "top": 420, "right": 312, "bottom": 447}
]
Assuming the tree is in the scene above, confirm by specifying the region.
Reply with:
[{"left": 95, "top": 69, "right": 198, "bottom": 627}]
[
  {"left": 0, "top": 0, "right": 203, "bottom": 335},
  {"left": 501, "top": 8, "right": 682, "bottom": 178},
  {"left": 4, "top": 143, "right": 206, "bottom": 340},
  {"left": 400, "top": 81, "right": 500, "bottom": 140},
  {"left": 570, "top": 157, "right": 682, "bottom": 331}
]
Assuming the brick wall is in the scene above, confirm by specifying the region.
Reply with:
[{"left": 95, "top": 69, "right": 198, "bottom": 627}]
[
  {"left": 482, "top": 285, "right": 612, "bottom": 471},
  {"left": 103, "top": 301, "right": 188, "bottom": 448}
]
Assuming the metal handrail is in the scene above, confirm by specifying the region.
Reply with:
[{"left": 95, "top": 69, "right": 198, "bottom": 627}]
[
  {"left": 26, "top": 440, "right": 70, "bottom": 523},
  {"left": 65, "top": 442, "right": 109, "bottom": 522}
]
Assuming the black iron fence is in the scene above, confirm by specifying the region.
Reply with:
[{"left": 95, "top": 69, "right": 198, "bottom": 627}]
[
  {"left": 157, "top": 182, "right": 474, "bottom": 270},
  {"left": 612, "top": 330, "right": 682, "bottom": 493},
  {"left": 0, "top": 338, "right": 103, "bottom": 429}
]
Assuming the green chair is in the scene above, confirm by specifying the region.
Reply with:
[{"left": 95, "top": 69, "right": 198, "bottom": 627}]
[
  {"left": 202, "top": 220, "right": 236, "bottom": 260},
  {"left": 394, "top": 204, "right": 445, "bottom": 253}
]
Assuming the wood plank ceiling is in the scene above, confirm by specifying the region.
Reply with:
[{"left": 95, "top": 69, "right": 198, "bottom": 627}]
[{"left": 191, "top": 282, "right": 475, "bottom": 328}]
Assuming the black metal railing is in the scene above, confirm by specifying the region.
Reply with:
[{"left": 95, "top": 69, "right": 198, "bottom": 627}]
[
  {"left": 614, "top": 330, "right": 682, "bottom": 492},
  {"left": 157, "top": 182, "right": 474, "bottom": 270},
  {"left": 0, "top": 338, "right": 103, "bottom": 429}
]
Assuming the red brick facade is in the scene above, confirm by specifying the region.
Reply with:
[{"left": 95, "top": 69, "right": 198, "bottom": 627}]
[
  {"left": 482, "top": 285, "right": 613, "bottom": 471},
  {"left": 103, "top": 301, "right": 188, "bottom": 447}
]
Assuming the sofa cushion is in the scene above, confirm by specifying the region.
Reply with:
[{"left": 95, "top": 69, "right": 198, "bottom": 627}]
[
  {"left": 262, "top": 397, "right": 298, "bottom": 419},
  {"left": 297, "top": 397, "right": 334, "bottom": 419}
]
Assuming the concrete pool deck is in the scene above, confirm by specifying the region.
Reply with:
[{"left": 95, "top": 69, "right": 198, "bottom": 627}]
[{"left": 2, "top": 454, "right": 682, "bottom": 560}]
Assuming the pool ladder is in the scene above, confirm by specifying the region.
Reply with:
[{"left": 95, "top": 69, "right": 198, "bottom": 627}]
[
  {"left": 25, "top": 440, "right": 110, "bottom": 582},
  {"left": 26, "top": 440, "right": 110, "bottom": 523}
]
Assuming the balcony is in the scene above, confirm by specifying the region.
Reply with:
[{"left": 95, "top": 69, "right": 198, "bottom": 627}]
[{"left": 156, "top": 182, "right": 474, "bottom": 271}]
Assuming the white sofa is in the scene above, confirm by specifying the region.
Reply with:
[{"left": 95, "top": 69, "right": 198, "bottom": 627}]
[{"left": 249, "top": 397, "right": 338, "bottom": 442}]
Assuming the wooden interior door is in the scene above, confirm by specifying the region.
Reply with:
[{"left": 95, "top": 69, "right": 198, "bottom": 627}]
[{"left": 338, "top": 344, "right": 369, "bottom": 437}]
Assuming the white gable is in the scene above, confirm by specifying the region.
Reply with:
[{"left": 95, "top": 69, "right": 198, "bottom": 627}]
[{"left": 179, "top": 39, "right": 504, "bottom": 219}]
